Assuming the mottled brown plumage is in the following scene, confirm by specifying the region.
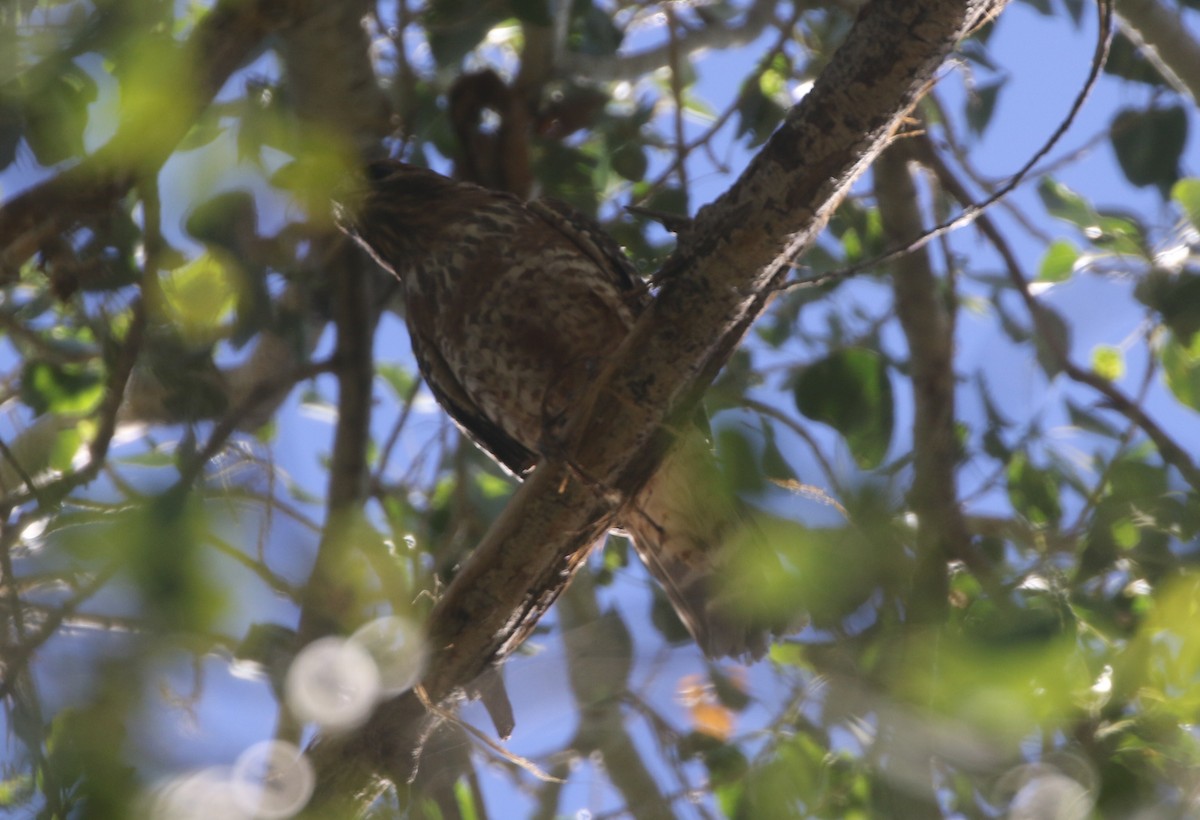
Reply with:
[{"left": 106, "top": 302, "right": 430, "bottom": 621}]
[{"left": 339, "top": 160, "right": 773, "bottom": 658}]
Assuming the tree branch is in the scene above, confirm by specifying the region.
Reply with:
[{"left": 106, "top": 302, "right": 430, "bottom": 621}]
[
  {"left": 876, "top": 142, "right": 968, "bottom": 622},
  {"left": 1115, "top": 0, "right": 1200, "bottom": 103}
]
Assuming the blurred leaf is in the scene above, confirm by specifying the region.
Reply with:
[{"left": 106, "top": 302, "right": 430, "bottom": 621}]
[
  {"left": 377, "top": 363, "right": 418, "bottom": 400},
  {"left": 794, "top": 348, "right": 893, "bottom": 468},
  {"left": 158, "top": 251, "right": 240, "bottom": 345},
  {"left": 21, "top": 61, "right": 97, "bottom": 166},
  {"left": 1091, "top": 344, "right": 1124, "bottom": 381},
  {"left": 0, "top": 772, "right": 33, "bottom": 807},
  {"left": 454, "top": 775, "right": 481, "bottom": 820},
  {"left": 716, "top": 427, "right": 765, "bottom": 494},
  {"left": 643, "top": 184, "right": 689, "bottom": 219},
  {"left": 609, "top": 140, "right": 647, "bottom": 182},
  {"left": 570, "top": 0, "right": 623, "bottom": 56},
  {"left": 735, "top": 80, "right": 786, "bottom": 147},
  {"left": 1092, "top": 210, "right": 1148, "bottom": 256},
  {"left": 1065, "top": 399, "right": 1121, "bottom": 438},
  {"left": 1007, "top": 452, "right": 1062, "bottom": 526},
  {"left": 20, "top": 360, "right": 103, "bottom": 416},
  {"left": 426, "top": 0, "right": 504, "bottom": 64},
  {"left": 966, "top": 78, "right": 1004, "bottom": 135},
  {"left": 1033, "top": 304, "right": 1070, "bottom": 378},
  {"left": 111, "top": 35, "right": 196, "bottom": 163},
  {"left": 508, "top": 0, "right": 550, "bottom": 25},
  {"left": 1111, "top": 106, "right": 1187, "bottom": 194},
  {"left": 1172, "top": 178, "right": 1200, "bottom": 229},
  {"left": 123, "top": 490, "right": 226, "bottom": 632},
  {"left": 1037, "top": 240, "right": 1078, "bottom": 282},
  {"left": 1160, "top": 332, "right": 1200, "bottom": 411},
  {"left": 1038, "top": 177, "right": 1097, "bottom": 231},
  {"left": 177, "top": 106, "right": 226, "bottom": 151},
  {"left": 1135, "top": 269, "right": 1200, "bottom": 342},
  {"left": 0, "top": 414, "right": 80, "bottom": 492},
  {"left": 535, "top": 142, "right": 598, "bottom": 213},
  {"left": 184, "top": 190, "right": 258, "bottom": 249},
  {"left": 1103, "top": 32, "right": 1170, "bottom": 87}
]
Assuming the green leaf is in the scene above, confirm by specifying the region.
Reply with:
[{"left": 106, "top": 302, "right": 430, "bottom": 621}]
[
  {"left": 966, "top": 78, "right": 1004, "bottom": 135},
  {"left": 1135, "top": 269, "right": 1200, "bottom": 342},
  {"left": 1037, "top": 177, "right": 1096, "bottom": 230},
  {"left": 1172, "top": 178, "right": 1200, "bottom": 229},
  {"left": 177, "top": 107, "right": 226, "bottom": 152},
  {"left": 793, "top": 348, "right": 893, "bottom": 469},
  {"left": 1092, "top": 345, "right": 1124, "bottom": 381},
  {"left": 1161, "top": 333, "right": 1200, "bottom": 411},
  {"left": 21, "top": 61, "right": 97, "bottom": 166},
  {"left": 454, "top": 775, "right": 481, "bottom": 820},
  {"left": 610, "top": 141, "right": 647, "bottom": 182},
  {"left": 735, "top": 81, "right": 786, "bottom": 147},
  {"left": 1092, "top": 210, "right": 1147, "bottom": 256},
  {"left": 1037, "top": 240, "right": 1078, "bottom": 282},
  {"left": 1033, "top": 305, "right": 1070, "bottom": 379},
  {"left": 1111, "top": 106, "right": 1187, "bottom": 194},
  {"left": 1006, "top": 452, "right": 1062, "bottom": 526},
  {"left": 20, "top": 361, "right": 104, "bottom": 416}
]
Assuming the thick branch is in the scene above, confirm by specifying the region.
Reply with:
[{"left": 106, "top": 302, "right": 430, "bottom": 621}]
[
  {"left": 875, "top": 144, "right": 966, "bottom": 622},
  {"left": 305, "top": 0, "right": 1008, "bottom": 810}
]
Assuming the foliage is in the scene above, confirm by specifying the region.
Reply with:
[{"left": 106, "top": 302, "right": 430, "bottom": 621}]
[{"left": 0, "top": 0, "right": 1199, "bottom": 817}]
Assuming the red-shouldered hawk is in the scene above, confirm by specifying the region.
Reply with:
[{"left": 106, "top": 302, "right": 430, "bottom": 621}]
[{"left": 339, "top": 160, "right": 775, "bottom": 659}]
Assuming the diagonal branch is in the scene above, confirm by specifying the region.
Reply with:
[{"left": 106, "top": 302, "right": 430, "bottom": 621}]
[{"left": 304, "top": 0, "right": 1009, "bottom": 812}]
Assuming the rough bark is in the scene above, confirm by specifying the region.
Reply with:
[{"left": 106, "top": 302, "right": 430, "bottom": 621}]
[{"left": 304, "top": 0, "right": 1009, "bottom": 812}]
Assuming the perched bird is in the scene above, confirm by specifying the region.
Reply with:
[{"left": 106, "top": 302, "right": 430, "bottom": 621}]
[{"left": 339, "top": 160, "right": 776, "bottom": 658}]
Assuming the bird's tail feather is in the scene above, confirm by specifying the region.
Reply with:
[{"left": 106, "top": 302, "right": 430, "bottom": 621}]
[{"left": 621, "top": 433, "right": 787, "bottom": 660}]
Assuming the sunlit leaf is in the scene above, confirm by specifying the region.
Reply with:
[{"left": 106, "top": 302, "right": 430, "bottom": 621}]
[
  {"left": 1037, "top": 239, "right": 1078, "bottom": 282},
  {"left": 1038, "top": 177, "right": 1097, "bottom": 231},
  {"left": 158, "top": 251, "right": 240, "bottom": 345},
  {"left": 1172, "top": 178, "right": 1200, "bottom": 229},
  {"left": 1091, "top": 344, "right": 1124, "bottom": 381},
  {"left": 20, "top": 361, "right": 103, "bottom": 417},
  {"left": 454, "top": 775, "right": 481, "bottom": 820}
]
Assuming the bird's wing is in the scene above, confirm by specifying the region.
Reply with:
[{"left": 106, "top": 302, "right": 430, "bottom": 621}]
[
  {"left": 528, "top": 198, "right": 650, "bottom": 308},
  {"left": 408, "top": 324, "right": 538, "bottom": 477}
]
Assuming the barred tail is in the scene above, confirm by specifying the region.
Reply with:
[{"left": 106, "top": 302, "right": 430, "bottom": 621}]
[{"left": 621, "top": 434, "right": 777, "bottom": 660}]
